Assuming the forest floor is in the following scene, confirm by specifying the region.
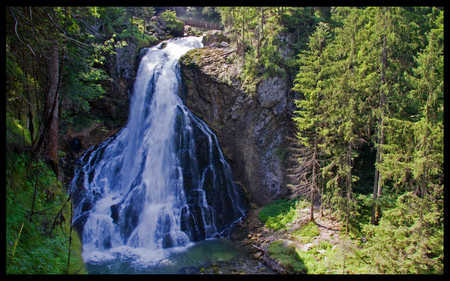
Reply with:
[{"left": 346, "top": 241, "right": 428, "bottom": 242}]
[
  {"left": 245, "top": 206, "right": 343, "bottom": 246},
  {"left": 236, "top": 205, "right": 352, "bottom": 274}
]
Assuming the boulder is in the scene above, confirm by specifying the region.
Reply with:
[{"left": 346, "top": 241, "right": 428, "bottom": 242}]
[{"left": 202, "top": 30, "right": 230, "bottom": 46}]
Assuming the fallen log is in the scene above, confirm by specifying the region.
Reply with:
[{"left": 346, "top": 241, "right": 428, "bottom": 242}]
[{"left": 252, "top": 244, "right": 286, "bottom": 274}]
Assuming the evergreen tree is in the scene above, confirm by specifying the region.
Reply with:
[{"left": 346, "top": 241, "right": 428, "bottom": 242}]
[
  {"left": 322, "top": 7, "right": 368, "bottom": 233},
  {"left": 361, "top": 192, "right": 443, "bottom": 273},
  {"left": 407, "top": 8, "right": 444, "bottom": 199},
  {"left": 290, "top": 21, "right": 331, "bottom": 222},
  {"left": 354, "top": 7, "right": 418, "bottom": 224},
  {"left": 379, "top": 7, "right": 443, "bottom": 199}
]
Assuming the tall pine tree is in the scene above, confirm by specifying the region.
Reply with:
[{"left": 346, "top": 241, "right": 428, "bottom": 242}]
[{"left": 290, "top": 21, "right": 330, "bottom": 222}]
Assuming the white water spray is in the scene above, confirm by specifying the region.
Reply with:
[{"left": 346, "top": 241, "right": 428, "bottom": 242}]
[{"left": 70, "top": 37, "right": 246, "bottom": 266}]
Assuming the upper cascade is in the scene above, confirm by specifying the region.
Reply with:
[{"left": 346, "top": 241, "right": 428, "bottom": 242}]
[{"left": 70, "top": 36, "right": 246, "bottom": 265}]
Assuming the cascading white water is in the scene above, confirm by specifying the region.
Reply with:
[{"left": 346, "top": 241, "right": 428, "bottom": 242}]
[{"left": 70, "top": 36, "right": 246, "bottom": 267}]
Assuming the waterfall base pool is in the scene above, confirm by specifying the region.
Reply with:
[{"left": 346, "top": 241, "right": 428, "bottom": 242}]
[{"left": 85, "top": 238, "right": 274, "bottom": 274}]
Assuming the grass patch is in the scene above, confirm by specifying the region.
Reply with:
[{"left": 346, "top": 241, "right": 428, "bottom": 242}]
[
  {"left": 268, "top": 240, "right": 306, "bottom": 273},
  {"left": 292, "top": 221, "right": 320, "bottom": 243},
  {"left": 258, "top": 198, "right": 296, "bottom": 224},
  {"left": 258, "top": 198, "right": 307, "bottom": 231},
  {"left": 265, "top": 208, "right": 297, "bottom": 231}
]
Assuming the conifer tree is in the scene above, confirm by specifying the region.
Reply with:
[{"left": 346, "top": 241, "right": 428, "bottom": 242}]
[
  {"left": 355, "top": 7, "right": 416, "bottom": 224},
  {"left": 290, "top": 21, "right": 330, "bottom": 222},
  {"left": 407, "top": 9, "right": 443, "bottom": 199},
  {"left": 319, "top": 7, "right": 367, "bottom": 232},
  {"left": 379, "top": 8, "right": 444, "bottom": 199}
]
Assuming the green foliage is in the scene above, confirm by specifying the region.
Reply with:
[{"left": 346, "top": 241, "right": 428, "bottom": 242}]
[
  {"left": 265, "top": 208, "right": 296, "bottom": 231},
  {"left": 160, "top": 10, "right": 184, "bottom": 37},
  {"left": 286, "top": 7, "right": 444, "bottom": 273},
  {"left": 6, "top": 152, "right": 86, "bottom": 274},
  {"left": 268, "top": 241, "right": 306, "bottom": 273},
  {"left": 361, "top": 192, "right": 443, "bottom": 273},
  {"left": 218, "top": 7, "right": 326, "bottom": 93},
  {"left": 6, "top": 112, "right": 31, "bottom": 146},
  {"left": 294, "top": 222, "right": 320, "bottom": 243},
  {"left": 6, "top": 7, "right": 135, "bottom": 156},
  {"left": 295, "top": 241, "right": 334, "bottom": 274},
  {"left": 118, "top": 25, "right": 158, "bottom": 50},
  {"left": 201, "top": 7, "right": 221, "bottom": 22},
  {"left": 258, "top": 199, "right": 308, "bottom": 231},
  {"left": 290, "top": 20, "right": 331, "bottom": 214},
  {"left": 257, "top": 198, "right": 295, "bottom": 224}
]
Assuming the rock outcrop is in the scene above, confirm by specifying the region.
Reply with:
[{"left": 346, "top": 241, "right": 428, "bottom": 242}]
[{"left": 179, "top": 46, "right": 294, "bottom": 206}]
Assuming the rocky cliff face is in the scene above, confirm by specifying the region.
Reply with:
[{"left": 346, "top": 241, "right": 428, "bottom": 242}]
[{"left": 179, "top": 46, "right": 294, "bottom": 206}]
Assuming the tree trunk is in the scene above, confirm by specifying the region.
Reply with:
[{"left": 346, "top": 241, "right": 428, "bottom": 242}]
[
  {"left": 43, "top": 41, "right": 60, "bottom": 176},
  {"left": 310, "top": 138, "right": 318, "bottom": 222},
  {"left": 371, "top": 145, "right": 380, "bottom": 224},
  {"left": 371, "top": 9, "right": 388, "bottom": 225},
  {"left": 320, "top": 177, "right": 324, "bottom": 217},
  {"left": 257, "top": 7, "right": 264, "bottom": 59},
  {"left": 346, "top": 141, "right": 353, "bottom": 234}
]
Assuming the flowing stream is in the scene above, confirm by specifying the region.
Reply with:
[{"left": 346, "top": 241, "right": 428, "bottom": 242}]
[{"left": 70, "top": 36, "right": 260, "bottom": 273}]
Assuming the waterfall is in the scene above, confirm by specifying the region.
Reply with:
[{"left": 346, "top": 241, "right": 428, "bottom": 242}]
[{"left": 70, "top": 36, "right": 246, "bottom": 266}]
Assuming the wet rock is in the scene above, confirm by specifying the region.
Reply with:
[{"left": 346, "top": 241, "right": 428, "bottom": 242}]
[
  {"left": 178, "top": 267, "right": 199, "bottom": 274},
  {"left": 69, "top": 138, "right": 82, "bottom": 153},
  {"left": 162, "top": 234, "right": 174, "bottom": 248}
]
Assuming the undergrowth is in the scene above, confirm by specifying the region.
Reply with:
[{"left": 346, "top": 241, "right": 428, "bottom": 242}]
[
  {"left": 292, "top": 221, "right": 320, "bottom": 243},
  {"left": 6, "top": 151, "right": 86, "bottom": 274},
  {"left": 258, "top": 198, "right": 295, "bottom": 224},
  {"left": 267, "top": 240, "right": 306, "bottom": 273},
  {"left": 258, "top": 198, "right": 307, "bottom": 231}
]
